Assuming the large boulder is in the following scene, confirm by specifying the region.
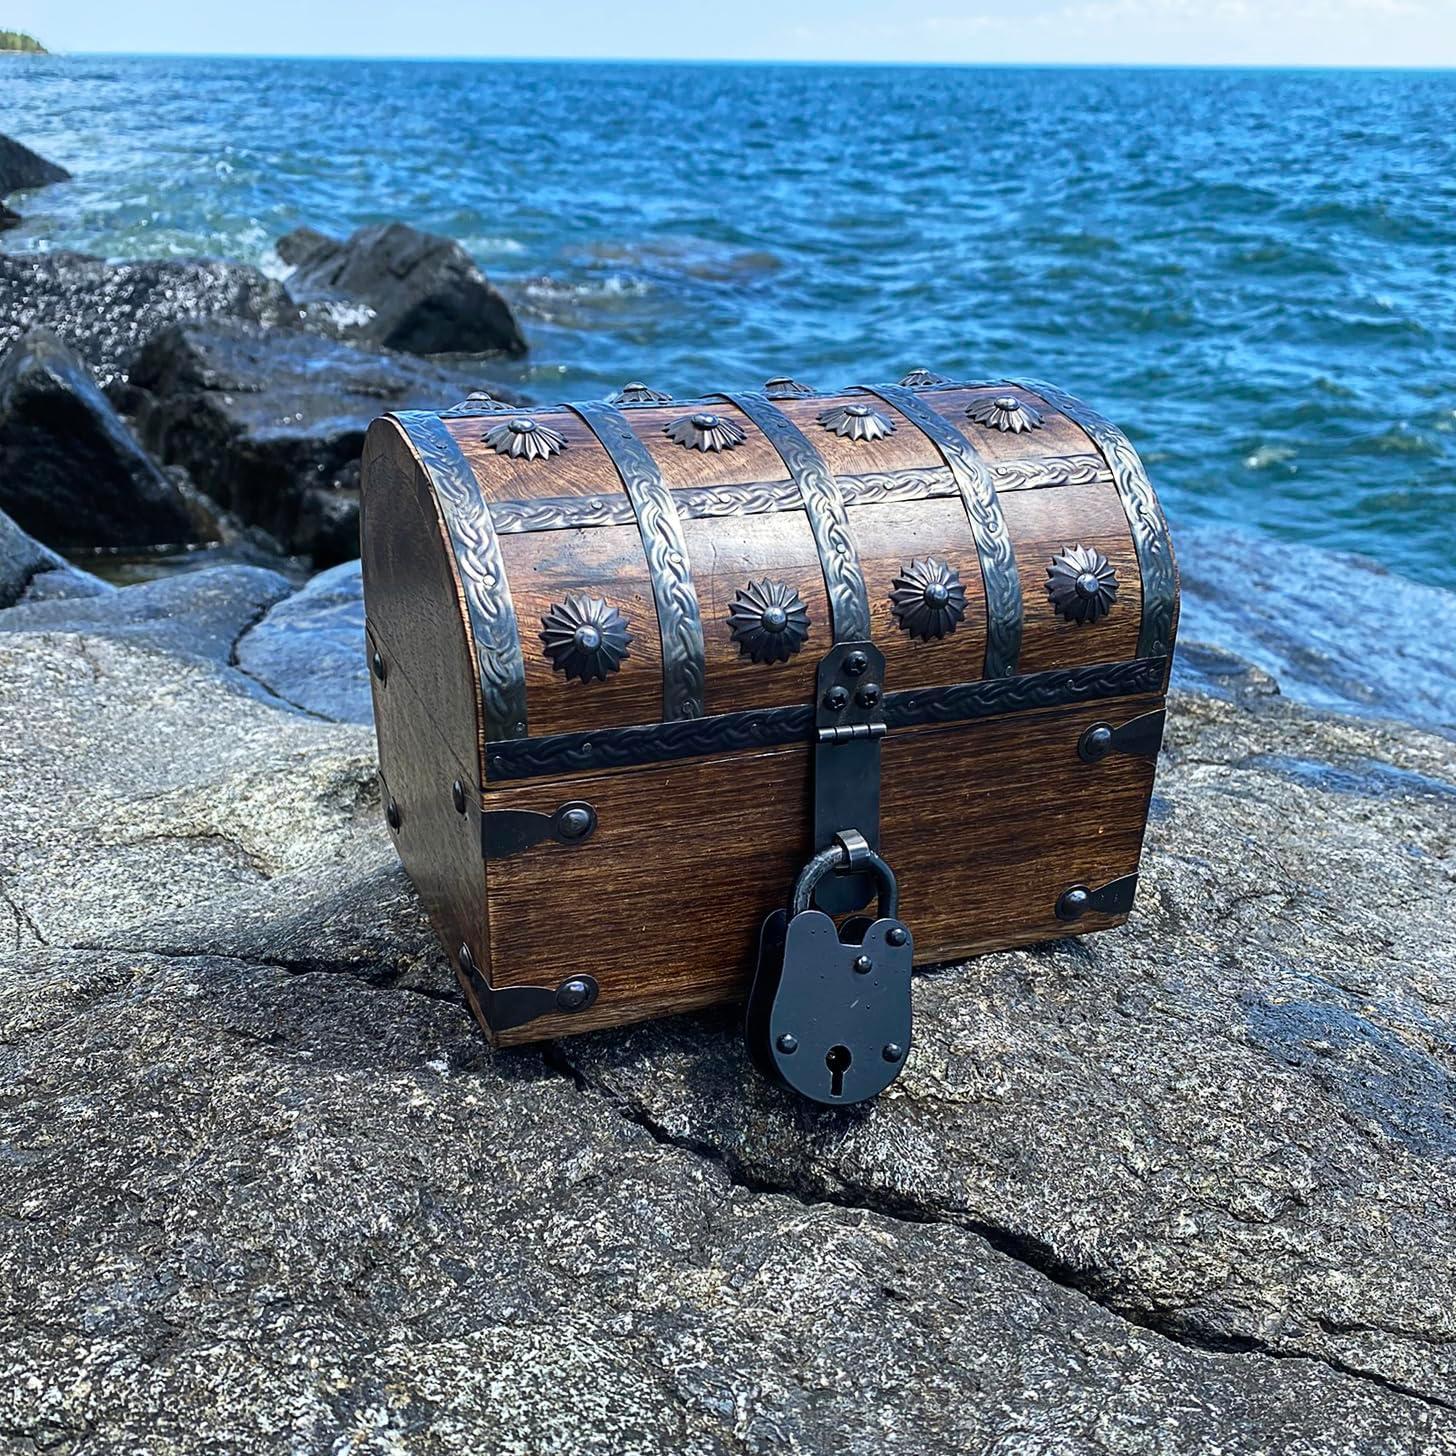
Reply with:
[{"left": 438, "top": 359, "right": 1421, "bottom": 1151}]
[
  {"left": 0, "top": 131, "right": 69, "bottom": 197},
  {"left": 1, "top": 569, "right": 1455, "bottom": 1451},
  {"left": 277, "top": 221, "right": 528, "bottom": 358},
  {"left": 128, "top": 318, "right": 521, "bottom": 564},
  {"left": 0, "top": 329, "right": 210, "bottom": 550},
  {"left": 0, "top": 250, "right": 295, "bottom": 390}
]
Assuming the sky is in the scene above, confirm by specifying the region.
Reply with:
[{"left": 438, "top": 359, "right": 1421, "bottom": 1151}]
[{"left": 6, "top": 0, "right": 1456, "bottom": 67}]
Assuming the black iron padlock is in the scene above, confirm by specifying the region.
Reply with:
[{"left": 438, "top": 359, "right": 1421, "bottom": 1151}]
[{"left": 745, "top": 830, "right": 913, "bottom": 1106}]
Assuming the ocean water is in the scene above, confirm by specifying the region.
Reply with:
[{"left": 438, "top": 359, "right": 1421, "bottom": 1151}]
[{"left": 3, "top": 56, "right": 1455, "bottom": 590}]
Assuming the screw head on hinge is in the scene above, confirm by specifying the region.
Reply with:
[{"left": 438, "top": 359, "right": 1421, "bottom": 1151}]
[
  {"left": 555, "top": 977, "right": 596, "bottom": 1012},
  {"left": 844, "top": 650, "right": 869, "bottom": 676},
  {"left": 1057, "top": 886, "right": 1091, "bottom": 921},
  {"left": 856, "top": 683, "right": 881, "bottom": 708},
  {"left": 1079, "top": 724, "right": 1114, "bottom": 763},
  {"left": 823, "top": 685, "right": 850, "bottom": 711}
]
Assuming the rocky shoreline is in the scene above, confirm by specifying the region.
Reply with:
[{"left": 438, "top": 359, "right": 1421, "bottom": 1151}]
[{"left": 3, "top": 130, "right": 1456, "bottom": 1455}]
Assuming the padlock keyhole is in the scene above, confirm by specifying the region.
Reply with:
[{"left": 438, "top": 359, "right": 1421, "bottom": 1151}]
[{"left": 825, "top": 1044, "right": 852, "bottom": 1098}]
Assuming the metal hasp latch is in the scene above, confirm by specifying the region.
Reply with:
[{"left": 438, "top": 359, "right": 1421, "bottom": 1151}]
[
  {"left": 746, "top": 831, "right": 913, "bottom": 1106},
  {"left": 812, "top": 641, "right": 888, "bottom": 913}
]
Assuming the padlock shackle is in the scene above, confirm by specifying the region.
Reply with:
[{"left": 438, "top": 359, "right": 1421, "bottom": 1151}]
[{"left": 791, "top": 832, "right": 899, "bottom": 921}]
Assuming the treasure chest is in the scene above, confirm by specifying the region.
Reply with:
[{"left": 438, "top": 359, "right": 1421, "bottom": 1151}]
[{"left": 360, "top": 371, "right": 1178, "bottom": 1104}]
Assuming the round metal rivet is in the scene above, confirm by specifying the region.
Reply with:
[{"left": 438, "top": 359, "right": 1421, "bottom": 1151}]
[
  {"left": 691, "top": 412, "right": 719, "bottom": 429},
  {"left": 776, "top": 1032, "right": 799, "bottom": 1054},
  {"left": 371, "top": 649, "right": 386, "bottom": 683},
  {"left": 557, "top": 805, "right": 595, "bottom": 840},
  {"left": 1058, "top": 886, "right": 1091, "bottom": 921},
  {"left": 385, "top": 799, "right": 401, "bottom": 830},
  {"left": 883, "top": 1043, "right": 905, "bottom": 1063},
  {"left": 886, "top": 926, "right": 908, "bottom": 948},
  {"left": 844, "top": 650, "right": 869, "bottom": 676},
  {"left": 452, "top": 779, "right": 467, "bottom": 814},
  {"left": 1080, "top": 724, "right": 1114, "bottom": 763},
  {"left": 856, "top": 683, "right": 882, "bottom": 708},
  {"left": 556, "top": 977, "right": 594, "bottom": 1012},
  {"left": 854, "top": 954, "right": 874, "bottom": 974},
  {"left": 824, "top": 685, "right": 849, "bottom": 711}
]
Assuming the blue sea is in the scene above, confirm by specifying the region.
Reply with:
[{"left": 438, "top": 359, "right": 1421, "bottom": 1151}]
[{"left": 3, "top": 56, "right": 1455, "bottom": 590}]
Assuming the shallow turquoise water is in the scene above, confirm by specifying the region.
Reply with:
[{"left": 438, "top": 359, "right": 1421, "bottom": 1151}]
[{"left": 3, "top": 56, "right": 1455, "bottom": 588}]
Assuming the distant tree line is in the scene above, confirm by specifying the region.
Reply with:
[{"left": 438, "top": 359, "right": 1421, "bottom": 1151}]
[{"left": 0, "top": 30, "right": 46, "bottom": 52}]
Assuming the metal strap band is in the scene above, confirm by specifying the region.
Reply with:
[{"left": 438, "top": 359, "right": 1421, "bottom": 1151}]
[
  {"left": 567, "top": 400, "right": 707, "bottom": 721},
  {"left": 394, "top": 411, "right": 528, "bottom": 741},
  {"left": 862, "top": 383, "right": 1023, "bottom": 678},
  {"left": 1010, "top": 377, "right": 1178, "bottom": 660},
  {"left": 485, "top": 656, "right": 1166, "bottom": 781},
  {"left": 718, "top": 392, "right": 872, "bottom": 642}
]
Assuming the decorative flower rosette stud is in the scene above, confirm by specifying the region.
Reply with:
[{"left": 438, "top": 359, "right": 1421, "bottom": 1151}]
[
  {"left": 1047, "top": 545, "right": 1119, "bottom": 625},
  {"left": 965, "top": 394, "right": 1044, "bottom": 434},
  {"left": 727, "top": 580, "right": 811, "bottom": 664},
  {"left": 663, "top": 411, "right": 746, "bottom": 452},
  {"left": 890, "top": 557, "right": 968, "bottom": 641},
  {"left": 900, "top": 368, "right": 950, "bottom": 388},
  {"left": 540, "top": 594, "right": 633, "bottom": 681},
  {"left": 484, "top": 416, "right": 567, "bottom": 460},
  {"left": 763, "top": 376, "right": 814, "bottom": 399},
  {"left": 609, "top": 381, "right": 673, "bottom": 405},
  {"left": 816, "top": 402, "right": 896, "bottom": 442},
  {"left": 442, "top": 390, "right": 516, "bottom": 417}
]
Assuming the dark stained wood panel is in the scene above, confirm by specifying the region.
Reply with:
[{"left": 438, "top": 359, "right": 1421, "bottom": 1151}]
[{"left": 481, "top": 694, "right": 1162, "bottom": 1045}]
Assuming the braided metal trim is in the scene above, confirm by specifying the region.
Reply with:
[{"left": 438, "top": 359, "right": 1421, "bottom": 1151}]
[
  {"left": 719, "top": 392, "right": 871, "bottom": 642},
  {"left": 566, "top": 401, "right": 707, "bottom": 720},
  {"left": 1011, "top": 378, "right": 1178, "bottom": 659},
  {"left": 861, "top": 383, "right": 1023, "bottom": 678},
  {"left": 485, "top": 656, "right": 1166, "bottom": 781},
  {"left": 394, "top": 412, "right": 528, "bottom": 740},
  {"left": 484, "top": 457, "right": 1107, "bottom": 534}
]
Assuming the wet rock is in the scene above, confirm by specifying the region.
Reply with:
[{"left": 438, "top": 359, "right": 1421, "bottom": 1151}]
[
  {"left": 0, "top": 249, "right": 295, "bottom": 390},
  {"left": 0, "top": 131, "right": 70, "bottom": 196},
  {"left": 0, "top": 564, "right": 293, "bottom": 665},
  {"left": 128, "top": 319, "right": 520, "bottom": 564},
  {"left": 1, "top": 609, "right": 1454, "bottom": 1451},
  {"left": 0, "top": 504, "right": 109, "bottom": 608},
  {"left": 1176, "top": 524, "right": 1456, "bottom": 737},
  {"left": 0, "top": 329, "right": 207, "bottom": 550},
  {"left": 235, "top": 559, "right": 371, "bottom": 722},
  {"left": 277, "top": 220, "right": 528, "bottom": 358}
]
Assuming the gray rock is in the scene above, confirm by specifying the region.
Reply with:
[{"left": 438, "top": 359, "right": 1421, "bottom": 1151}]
[
  {"left": 1, "top": 552, "right": 1455, "bottom": 1450},
  {"left": 235, "top": 558, "right": 371, "bottom": 721},
  {"left": 128, "top": 319, "right": 522, "bottom": 564},
  {"left": 0, "top": 564, "right": 293, "bottom": 665},
  {"left": 0, "top": 199, "right": 20, "bottom": 231},
  {"left": 0, "top": 328, "right": 208, "bottom": 550},
  {"left": 1176, "top": 525, "right": 1456, "bottom": 737},
  {"left": 0, "top": 249, "right": 295, "bottom": 390},
  {"left": 0, "top": 130, "right": 70, "bottom": 196},
  {"left": 278, "top": 220, "right": 528, "bottom": 358},
  {"left": 0, "top": 504, "right": 110, "bottom": 608}
]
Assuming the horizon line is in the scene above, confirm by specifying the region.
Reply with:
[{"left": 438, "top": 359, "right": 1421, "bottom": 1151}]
[{"left": 10, "top": 51, "right": 1456, "bottom": 71}]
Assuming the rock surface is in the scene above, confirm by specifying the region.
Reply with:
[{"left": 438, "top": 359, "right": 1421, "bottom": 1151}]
[
  {"left": 1, "top": 551, "right": 1455, "bottom": 1452},
  {"left": 278, "top": 221, "right": 528, "bottom": 358},
  {"left": 128, "top": 319, "right": 520, "bottom": 564},
  {"left": 235, "top": 559, "right": 372, "bottom": 720},
  {"left": 1177, "top": 524, "right": 1456, "bottom": 738},
  {"left": 0, "top": 328, "right": 208, "bottom": 550},
  {"left": 0, "top": 504, "right": 110, "bottom": 608},
  {"left": 0, "top": 130, "right": 70, "bottom": 197},
  {"left": 0, "top": 249, "right": 295, "bottom": 390}
]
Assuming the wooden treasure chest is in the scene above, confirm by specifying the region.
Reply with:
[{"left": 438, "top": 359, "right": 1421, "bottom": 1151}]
[{"left": 360, "top": 370, "right": 1178, "bottom": 1104}]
